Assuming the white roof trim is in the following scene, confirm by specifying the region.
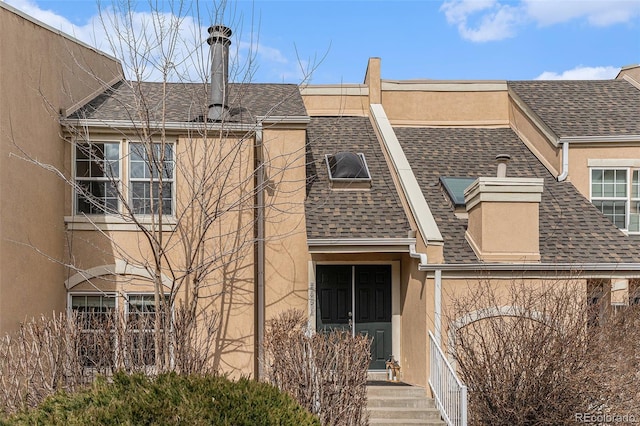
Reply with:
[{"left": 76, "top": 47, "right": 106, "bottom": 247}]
[
  {"left": 382, "top": 80, "right": 507, "bottom": 92},
  {"left": 62, "top": 118, "right": 257, "bottom": 132},
  {"left": 559, "top": 135, "right": 640, "bottom": 144},
  {"left": 370, "top": 104, "right": 444, "bottom": 244},
  {"left": 299, "top": 85, "right": 369, "bottom": 96},
  {"left": 308, "top": 238, "right": 416, "bottom": 246}
]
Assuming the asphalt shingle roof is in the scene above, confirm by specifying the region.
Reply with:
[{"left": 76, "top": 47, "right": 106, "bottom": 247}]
[
  {"left": 394, "top": 127, "right": 640, "bottom": 264},
  {"left": 70, "top": 81, "right": 307, "bottom": 123},
  {"left": 508, "top": 80, "right": 640, "bottom": 137},
  {"left": 305, "top": 116, "right": 411, "bottom": 240}
]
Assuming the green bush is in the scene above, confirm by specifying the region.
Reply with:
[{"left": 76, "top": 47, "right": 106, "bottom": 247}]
[{"left": 2, "top": 372, "right": 320, "bottom": 425}]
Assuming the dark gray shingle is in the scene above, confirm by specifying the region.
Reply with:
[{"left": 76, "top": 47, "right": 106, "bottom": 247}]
[
  {"left": 508, "top": 80, "right": 640, "bottom": 137},
  {"left": 70, "top": 81, "right": 307, "bottom": 123},
  {"left": 305, "top": 117, "right": 411, "bottom": 240},
  {"left": 395, "top": 126, "right": 640, "bottom": 264}
]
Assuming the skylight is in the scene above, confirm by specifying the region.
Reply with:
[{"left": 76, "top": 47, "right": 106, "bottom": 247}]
[
  {"left": 325, "top": 152, "right": 372, "bottom": 189},
  {"left": 440, "top": 177, "right": 476, "bottom": 207}
]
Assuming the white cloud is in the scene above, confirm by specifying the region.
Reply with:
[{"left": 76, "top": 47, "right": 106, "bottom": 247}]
[
  {"left": 441, "top": 0, "right": 522, "bottom": 42},
  {"left": 1, "top": 0, "right": 298, "bottom": 83},
  {"left": 535, "top": 65, "right": 621, "bottom": 80},
  {"left": 524, "top": 0, "right": 640, "bottom": 27},
  {"left": 441, "top": 0, "right": 640, "bottom": 42}
]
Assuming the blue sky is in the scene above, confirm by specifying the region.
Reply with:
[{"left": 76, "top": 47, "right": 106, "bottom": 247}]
[{"left": 2, "top": 0, "right": 639, "bottom": 83}]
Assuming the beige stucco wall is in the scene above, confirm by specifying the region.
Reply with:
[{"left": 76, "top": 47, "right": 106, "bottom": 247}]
[
  {"left": 467, "top": 201, "right": 540, "bottom": 261},
  {"left": 381, "top": 89, "right": 509, "bottom": 126},
  {"left": 440, "top": 276, "right": 588, "bottom": 358},
  {"left": 0, "top": 5, "right": 123, "bottom": 334},
  {"left": 263, "top": 126, "right": 309, "bottom": 318},
  {"left": 63, "top": 124, "right": 313, "bottom": 377},
  {"left": 400, "top": 255, "right": 430, "bottom": 388},
  {"left": 567, "top": 144, "right": 640, "bottom": 199},
  {"left": 508, "top": 94, "right": 561, "bottom": 176},
  {"left": 301, "top": 89, "right": 370, "bottom": 117}
]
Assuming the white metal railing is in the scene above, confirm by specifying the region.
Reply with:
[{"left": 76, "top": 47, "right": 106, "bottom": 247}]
[{"left": 428, "top": 330, "right": 467, "bottom": 426}]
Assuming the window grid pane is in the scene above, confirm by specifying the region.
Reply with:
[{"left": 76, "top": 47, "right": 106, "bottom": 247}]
[
  {"left": 71, "top": 295, "right": 116, "bottom": 368},
  {"left": 129, "top": 143, "right": 174, "bottom": 215},
  {"left": 75, "top": 142, "right": 120, "bottom": 214}
]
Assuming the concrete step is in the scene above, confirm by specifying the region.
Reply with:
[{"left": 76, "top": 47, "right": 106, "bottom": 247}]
[
  {"left": 366, "top": 385, "right": 428, "bottom": 398},
  {"left": 367, "top": 396, "right": 436, "bottom": 409},
  {"left": 366, "top": 385, "right": 445, "bottom": 426},
  {"left": 368, "top": 407, "right": 442, "bottom": 421},
  {"left": 369, "top": 420, "right": 445, "bottom": 426}
]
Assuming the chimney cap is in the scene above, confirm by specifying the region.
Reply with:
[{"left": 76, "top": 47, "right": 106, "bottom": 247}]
[{"left": 207, "top": 25, "right": 232, "bottom": 45}]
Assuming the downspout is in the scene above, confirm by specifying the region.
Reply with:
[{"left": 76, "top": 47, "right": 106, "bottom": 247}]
[
  {"left": 255, "top": 124, "right": 265, "bottom": 379},
  {"left": 408, "top": 231, "right": 442, "bottom": 345},
  {"left": 557, "top": 140, "right": 569, "bottom": 181}
]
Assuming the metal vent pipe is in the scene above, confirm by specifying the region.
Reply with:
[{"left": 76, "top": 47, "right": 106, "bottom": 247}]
[{"left": 207, "top": 25, "right": 232, "bottom": 121}]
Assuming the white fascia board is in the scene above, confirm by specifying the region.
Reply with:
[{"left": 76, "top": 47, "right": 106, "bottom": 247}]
[
  {"left": 308, "top": 238, "right": 416, "bottom": 246},
  {"left": 62, "top": 119, "right": 257, "bottom": 133},
  {"left": 559, "top": 135, "right": 640, "bottom": 144},
  {"left": 257, "top": 116, "right": 311, "bottom": 125},
  {"left": 370, "top": 104, "right": 444, "bottom": 244},
  {"left": 418, "top": 262, "right": 640, "bottom": 273},
  {"left": 381, "top": 80, "right": 507, "bottom": 92},
  {"left": 299, "top": 85, "right": 369, "bottom": 96},
  {"left": 588, "top": 159, "right": 640, "bottom": 168},
  {"left": 308, "top": 238, "right": 417, "bottom": 254}
]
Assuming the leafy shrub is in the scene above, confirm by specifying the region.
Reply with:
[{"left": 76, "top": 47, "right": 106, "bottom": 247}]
[{"left": 3, "top": 372, "right": 320, "bottom": 425}]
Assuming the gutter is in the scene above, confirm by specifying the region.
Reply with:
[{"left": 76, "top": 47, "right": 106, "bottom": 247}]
[
  {"left": 255, "top": 124, "right": 265, "bottom": 379},
  {"left": 417, "top": 262, "right": 640, "bottom": 272},
  {"left": 557, "top": 140, "right": 569, "bottom": 181},
  {"left": 61, "top": 118, "right": 258, "bottom": 133}
]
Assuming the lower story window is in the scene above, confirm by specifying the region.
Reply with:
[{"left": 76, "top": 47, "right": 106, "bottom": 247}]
[
  {"left": 126, "top": 294, "right": 167, "bottom": 366},
  {"left": 71, "top": 294, "right": 116, "bottom": 368},
  {"left": 70, "top": 293, "right": 167, "bottom": 368}
]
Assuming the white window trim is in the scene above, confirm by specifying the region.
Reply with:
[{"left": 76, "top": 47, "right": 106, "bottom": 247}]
[
  {"left": 73, "top": 141, "right": 122, "bottom": 216},
  {"left": 69, "top": 139, "right": 177, "bottom": 230},
  {"left": 128, "top": 142, "right": 176, "bottom": 217},
  {"left": 589, "top": 166, "right": 640, "bottom": 234}
]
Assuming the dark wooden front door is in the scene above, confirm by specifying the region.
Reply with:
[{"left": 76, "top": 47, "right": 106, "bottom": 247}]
[{"left": 316, "top": 265, "right": 392, "bottom": 370}]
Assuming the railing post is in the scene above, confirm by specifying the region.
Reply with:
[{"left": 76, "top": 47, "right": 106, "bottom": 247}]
[{"left": 428, "top": 330, "right": 467, "bottom": 426}]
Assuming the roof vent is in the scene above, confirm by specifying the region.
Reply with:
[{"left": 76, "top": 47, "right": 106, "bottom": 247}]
[
  {"left": 496, "top": 154, "right": 511, "bottom": 178},
  {"left": 325, "top": 152, "right": 372, "bottom": 189}
]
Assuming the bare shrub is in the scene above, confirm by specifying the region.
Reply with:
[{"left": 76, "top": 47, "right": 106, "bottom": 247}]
[
  {"left": 596, "top": 305, "right": 640, "bottom": 418},
  {"left": 0, "top": 306, "right": 219, "bottom": 416},
  {"left": 263, "top": 309, "right": 370, "bottom": 426},
  {"left": 448, "top": 279, "right": 607, "bottom": 426}
]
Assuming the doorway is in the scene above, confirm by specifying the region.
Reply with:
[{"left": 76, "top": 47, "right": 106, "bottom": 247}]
[{"left": 316, "top": 264, "right": 392, "bottom": 370}]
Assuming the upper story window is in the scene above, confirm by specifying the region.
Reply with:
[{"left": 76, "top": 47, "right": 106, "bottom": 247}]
[
  {"left": 325, "top": 152, "right": 371, "bottom": 189},
  {"left": 591, "top": 168, "right": 640, "bottom": 233},
  {"left": 75, "top": 143, "right": 120, "bottom": 214},
  {"left": 74, "top": 141, "right": 174, "bottom": 216},
  {"left": 129, "top": 143, "right": 174, "bottom": 215}
]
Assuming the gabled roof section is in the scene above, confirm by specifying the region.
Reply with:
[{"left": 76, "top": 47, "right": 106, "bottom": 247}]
[
  {"left": 394, "top": 127, "right": 640, "bottom": 264},
  {"left": 508, "top": 80, "right": 640, "bottom": 138},
  {"left": 69, "top": 81, "right": 307, "bottom": 124},
  {"left": 305, "top": 116, "right": 411, "bottom": 240}
]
